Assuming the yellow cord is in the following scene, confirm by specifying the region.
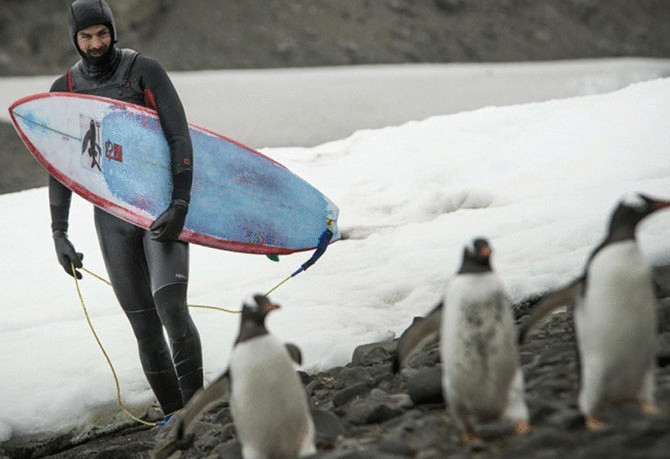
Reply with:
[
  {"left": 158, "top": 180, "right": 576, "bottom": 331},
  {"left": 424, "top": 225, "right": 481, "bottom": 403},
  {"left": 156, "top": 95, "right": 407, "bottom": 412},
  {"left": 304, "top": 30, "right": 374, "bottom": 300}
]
[
  {"left": 80, "top": 266, "right": 242, "bottom": 314},
  {"left": 72, "top": 263, "right": 291, "bottom": 426},
  {"left": 264, "top": 275, "right": 292, "bottom": 297},
  {"left": 188, "top": 304, "right": 241, "bottom": 314},
  {"left": 73, "top": 264, "right": 156, "bottom": 427},
  {"left": 81, "top": 267, "right": 112, "bottom": 286}
]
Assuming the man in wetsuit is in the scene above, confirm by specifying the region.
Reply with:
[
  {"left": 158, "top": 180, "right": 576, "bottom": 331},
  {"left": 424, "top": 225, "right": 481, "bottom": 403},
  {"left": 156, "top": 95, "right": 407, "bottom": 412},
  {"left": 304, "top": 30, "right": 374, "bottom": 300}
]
[{"left": 49, "top": 0, "right": 202, "bottom": 420}]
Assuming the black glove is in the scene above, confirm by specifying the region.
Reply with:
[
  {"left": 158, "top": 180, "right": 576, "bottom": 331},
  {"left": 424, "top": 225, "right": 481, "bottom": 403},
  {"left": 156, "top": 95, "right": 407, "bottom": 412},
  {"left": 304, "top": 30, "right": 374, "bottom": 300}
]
[
  {"left": 52, "top": 230, "right": 84, "bottom": 279},
  {"left": 150, "top": 199, "right": 188, "bottom": 242}
]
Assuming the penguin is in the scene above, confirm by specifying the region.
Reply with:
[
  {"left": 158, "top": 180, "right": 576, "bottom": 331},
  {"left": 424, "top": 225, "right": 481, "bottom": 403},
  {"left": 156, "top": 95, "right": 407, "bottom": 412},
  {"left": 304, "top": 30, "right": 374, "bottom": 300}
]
[
  {"left": 440, "top": 238, "right": 530, "bottom": 443},
  {"left": 164, "top": 294, "right": 316, "bottom": 459},
  {"left": 393, "top": 301, "right": 443, "bottom": 373},
  {"left": 519, "top": 192, "right": 670, "bottom": 430}
]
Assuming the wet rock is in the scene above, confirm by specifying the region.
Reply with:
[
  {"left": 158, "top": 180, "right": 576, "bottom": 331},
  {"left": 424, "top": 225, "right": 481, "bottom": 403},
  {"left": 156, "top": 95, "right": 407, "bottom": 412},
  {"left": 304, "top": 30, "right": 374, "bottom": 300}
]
[
  {"left": 346, "top": 389, "right": 413, "bottom": 425},
  {"left": 407, "top": 367, "right": 444, "bottom": 405},
  {"left": 351, "top": 341, "right": 397, "bottom": 367},
  {"left": 312, "top": 409, "right": 349, "bottom": 444},
  {"left": 333, "top": 382, "right": 371, "bottom": 407}
]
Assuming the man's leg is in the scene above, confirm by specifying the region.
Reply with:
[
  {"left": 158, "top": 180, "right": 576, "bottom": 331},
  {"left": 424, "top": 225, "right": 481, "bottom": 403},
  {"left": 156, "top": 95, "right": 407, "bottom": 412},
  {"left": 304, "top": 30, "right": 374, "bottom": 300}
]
[
  {"left": 144, "top": 234, "right": 203, "bottom": 404},
  {"left": 94, "top": 208, "right": 183, "bottom": 414}
]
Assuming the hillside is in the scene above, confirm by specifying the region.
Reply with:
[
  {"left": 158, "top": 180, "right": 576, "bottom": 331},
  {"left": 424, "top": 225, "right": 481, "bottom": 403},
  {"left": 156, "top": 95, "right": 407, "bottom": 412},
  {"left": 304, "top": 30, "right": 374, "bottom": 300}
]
[{"left": 0, "top": 0, "right": 669, "bottom": 76}]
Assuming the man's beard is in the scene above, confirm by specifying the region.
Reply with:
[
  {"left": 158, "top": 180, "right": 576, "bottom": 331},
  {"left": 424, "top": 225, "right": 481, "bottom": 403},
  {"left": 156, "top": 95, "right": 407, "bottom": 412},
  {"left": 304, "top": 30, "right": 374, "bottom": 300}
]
[{"left": 84, "top": 44, "right": 111, "bottom": 64}]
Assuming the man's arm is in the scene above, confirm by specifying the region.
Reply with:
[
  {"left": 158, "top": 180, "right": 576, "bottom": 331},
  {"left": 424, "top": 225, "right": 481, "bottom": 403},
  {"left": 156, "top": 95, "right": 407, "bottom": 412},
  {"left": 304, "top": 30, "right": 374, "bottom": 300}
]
[
  {"left": 48, "top": 76, "right": 84, "bottom": 277},
  {"left": 136, "top": 55, "right": 193, "bottom": 240}
]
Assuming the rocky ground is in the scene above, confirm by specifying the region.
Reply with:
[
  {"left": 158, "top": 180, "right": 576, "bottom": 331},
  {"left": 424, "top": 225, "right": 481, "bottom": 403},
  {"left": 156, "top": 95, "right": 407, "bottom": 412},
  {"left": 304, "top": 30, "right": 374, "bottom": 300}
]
[{"left": 2, "top": 265, "right": 670, "bottom": 458}]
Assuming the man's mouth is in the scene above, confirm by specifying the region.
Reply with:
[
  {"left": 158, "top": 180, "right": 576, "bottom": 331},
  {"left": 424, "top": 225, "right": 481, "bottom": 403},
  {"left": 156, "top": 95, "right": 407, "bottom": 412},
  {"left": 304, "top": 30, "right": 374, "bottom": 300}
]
[{"left": 87, "top": 46, "right": 108, "bottom": 58}]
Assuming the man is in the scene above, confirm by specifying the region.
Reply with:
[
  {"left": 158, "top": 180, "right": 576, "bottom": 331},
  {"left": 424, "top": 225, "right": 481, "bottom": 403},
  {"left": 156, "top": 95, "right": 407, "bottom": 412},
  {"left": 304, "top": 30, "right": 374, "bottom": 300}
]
[{"left": 49, "top": 0, "right": 202, "bottom": 419}]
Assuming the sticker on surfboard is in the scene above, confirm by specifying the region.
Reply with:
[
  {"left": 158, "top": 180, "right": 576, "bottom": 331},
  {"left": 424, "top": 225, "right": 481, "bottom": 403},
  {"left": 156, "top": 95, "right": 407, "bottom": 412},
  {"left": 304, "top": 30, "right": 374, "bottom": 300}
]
[{"left": 79, "top": 114, "right": 102, "bottom": 173}]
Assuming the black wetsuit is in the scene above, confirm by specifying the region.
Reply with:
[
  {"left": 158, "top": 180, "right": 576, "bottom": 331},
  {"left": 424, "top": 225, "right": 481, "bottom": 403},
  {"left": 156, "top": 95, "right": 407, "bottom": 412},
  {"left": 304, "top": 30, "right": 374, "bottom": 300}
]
[{"left": 49, "top": 47, "right": 203, "bottom": 415}]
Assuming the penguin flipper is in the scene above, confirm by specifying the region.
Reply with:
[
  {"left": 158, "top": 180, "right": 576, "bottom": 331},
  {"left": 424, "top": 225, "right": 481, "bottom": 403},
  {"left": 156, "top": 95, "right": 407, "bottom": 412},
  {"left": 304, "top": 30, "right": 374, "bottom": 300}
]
[
  {"left": 394, "top": 300, "right": 443, "bottom": 373},
  {"left": 518, "top": 278, "right": 583, "bottom": 344},
  {"left": 284, "top": 343, "right": 303, "bottom": 365},
  {"left": 175, "top": 370, "right": 231, "bottom": 440}
]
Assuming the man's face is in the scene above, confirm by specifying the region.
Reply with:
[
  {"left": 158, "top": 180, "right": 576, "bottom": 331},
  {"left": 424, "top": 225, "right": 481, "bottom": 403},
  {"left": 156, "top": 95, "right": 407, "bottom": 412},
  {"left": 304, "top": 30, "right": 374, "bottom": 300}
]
[{"left": 76, "top": 24, "right": 111, "bottom": 59}]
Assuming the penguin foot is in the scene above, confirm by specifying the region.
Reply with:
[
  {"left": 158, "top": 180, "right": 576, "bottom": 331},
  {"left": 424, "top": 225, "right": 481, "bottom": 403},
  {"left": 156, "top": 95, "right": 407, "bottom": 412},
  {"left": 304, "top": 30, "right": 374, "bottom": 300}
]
[
  {"left": 461, "top": 428, "right": 484, "bottom": 444},
  {"left": 513, "top": 419, "right": 531, "bottom": 435},
  {"left": 637, "top": 401, "right": 661, "bottom": 416},
  {"left": 584, "top": 415, "right": 608, "bottom": 431}
]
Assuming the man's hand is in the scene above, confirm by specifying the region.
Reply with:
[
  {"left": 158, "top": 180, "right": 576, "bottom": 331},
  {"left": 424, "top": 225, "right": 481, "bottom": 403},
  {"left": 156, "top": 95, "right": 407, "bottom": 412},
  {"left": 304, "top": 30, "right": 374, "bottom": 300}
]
[
  {"left": 52, "top": 230, "right": 84, "bottom": 279},
  {"left": 150, "top": 199, "right": 188, "bottom": 242}
]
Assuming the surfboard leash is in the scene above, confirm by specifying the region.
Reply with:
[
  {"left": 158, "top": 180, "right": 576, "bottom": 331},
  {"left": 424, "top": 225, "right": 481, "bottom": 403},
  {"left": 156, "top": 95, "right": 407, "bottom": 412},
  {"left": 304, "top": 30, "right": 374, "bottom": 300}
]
[
  {"left": 72, "top": 263, "right": 157, "bottom": 427},
  {"left": 265, "top": 222, "right": 334, "bottom": 296},
  {"left": 69, "top": 223, "right": 335, "bottom": 426},
  {"left": 72, "top": 264, "right": 241, "bottom": 427}
]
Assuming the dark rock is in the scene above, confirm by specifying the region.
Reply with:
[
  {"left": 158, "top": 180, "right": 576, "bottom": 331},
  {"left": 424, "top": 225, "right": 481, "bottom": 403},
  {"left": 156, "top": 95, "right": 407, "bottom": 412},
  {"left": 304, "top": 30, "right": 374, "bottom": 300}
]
[
  {"left": 377, "top": 437, "right": 416, "bottom": 456},
  {"left": 351, "top": 341, "right": 397, "bottom": 367},
  {"left": 346, "top": 389, "right": 413, "bottom": 425},
  {"left": 208, "top": 439, "right": 242, "bottom": 459},
  {"left": 434, "top": 0, "right": 467, "bottom": 14},
  {"left": 544, "top": 408, "right": 583, "bottom": 430},
  {"left": 312, "top": 408, "right": 349, "bottom": 444},
  {"left": 333, "top": 382, "right": 372, "bottom": 407},
  {"left": 333, "top": 366, "right": 374, "bottom": 389},
  {"left": 407, "top": 367, "right": 444, "bottom": 405}
]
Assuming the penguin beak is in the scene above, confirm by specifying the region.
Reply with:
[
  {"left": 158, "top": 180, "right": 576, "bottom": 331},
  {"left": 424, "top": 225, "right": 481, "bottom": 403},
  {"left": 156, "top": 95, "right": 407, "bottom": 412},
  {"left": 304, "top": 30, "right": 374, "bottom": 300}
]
[
  {"left": 652, "top": 199, "right": 670, "bottom": 211},
  {"left": 251, "top": 294, "right": 280, "bottom": 313}
]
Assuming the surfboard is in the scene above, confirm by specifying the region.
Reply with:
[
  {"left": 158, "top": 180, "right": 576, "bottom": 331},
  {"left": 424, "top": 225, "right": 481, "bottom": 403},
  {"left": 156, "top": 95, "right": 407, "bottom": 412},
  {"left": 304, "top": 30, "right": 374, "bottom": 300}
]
[{"left": 8, "top": 92, "right": 340, "bottom": 255}]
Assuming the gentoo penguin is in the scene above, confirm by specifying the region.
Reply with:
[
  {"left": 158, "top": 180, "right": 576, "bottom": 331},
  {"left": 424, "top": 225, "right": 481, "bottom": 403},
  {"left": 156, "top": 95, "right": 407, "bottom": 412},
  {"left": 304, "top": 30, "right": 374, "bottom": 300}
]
[
  {"left": 440, "top": 238, "right": 530, "bottom": 443},
  {"left": 520, "top": 193, "right": 670, "bottom": 430},
  {"left": 393, "top": 301, "right": 443, "bottom": 372},
  {"left": 165, "top": 295, "right": 316, "bottom": 458}
]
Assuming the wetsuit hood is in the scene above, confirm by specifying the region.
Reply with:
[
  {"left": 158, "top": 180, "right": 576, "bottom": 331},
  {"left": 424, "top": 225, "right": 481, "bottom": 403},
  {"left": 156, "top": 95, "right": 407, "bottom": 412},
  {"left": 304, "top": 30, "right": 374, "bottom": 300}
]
[{"left": 67, "top": 0, "right": 117, "bottom": 60}]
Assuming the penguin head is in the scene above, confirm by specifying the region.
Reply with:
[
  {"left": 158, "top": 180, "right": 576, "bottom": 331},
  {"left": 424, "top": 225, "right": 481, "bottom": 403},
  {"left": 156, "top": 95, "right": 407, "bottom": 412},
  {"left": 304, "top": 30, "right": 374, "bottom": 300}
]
[
  {"left": 235, "top": 294, "right": 280, "bottom": 344},
  {"left": 608, "top": 193, "right": 670, "bottom": 238},
  {"left": 241, "top": 294, "right": 280, "bottom": 324},
  {"left": 458, "top": 237, "right": 493, "bottom": 274}
]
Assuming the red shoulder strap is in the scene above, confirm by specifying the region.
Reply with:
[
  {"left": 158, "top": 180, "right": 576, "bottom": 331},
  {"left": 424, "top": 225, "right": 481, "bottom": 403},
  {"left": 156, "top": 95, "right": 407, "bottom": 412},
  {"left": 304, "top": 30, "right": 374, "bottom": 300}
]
[
  {"left": 67, "top": 70, "right": 74, "bottom": 92},
  {"left": 143, "top": 88, "right": 158, "bottom": 111}
]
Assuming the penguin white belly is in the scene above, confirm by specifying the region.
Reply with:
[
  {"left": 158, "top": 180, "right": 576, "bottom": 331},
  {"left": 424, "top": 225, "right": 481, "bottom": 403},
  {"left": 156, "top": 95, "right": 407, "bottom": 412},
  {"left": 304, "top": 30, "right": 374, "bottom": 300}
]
[
  {"left": 576, "top": 242, "right": 656, "bottom": 412},
  {"left": 441, "top": 273, "right": 520, "bottom": 423},
  {"left": 230, "top": 335, "right": 315, "bottom": 458}
]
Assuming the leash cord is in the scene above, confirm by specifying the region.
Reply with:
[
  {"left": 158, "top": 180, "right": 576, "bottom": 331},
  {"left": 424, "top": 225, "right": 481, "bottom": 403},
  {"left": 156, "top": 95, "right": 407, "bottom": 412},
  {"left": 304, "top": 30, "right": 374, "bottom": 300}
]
[
  {"left": 71, "top": 264, "right": 291, "bottom": 427},
  {"left": 70, "top": 224, "right": 333, "bottom": 426},
  {"left": 80, "top": 266, "right": 243, "bottom": 314},
  {"left": 73, "top": 264, "right": 156, "bottom": 427}
]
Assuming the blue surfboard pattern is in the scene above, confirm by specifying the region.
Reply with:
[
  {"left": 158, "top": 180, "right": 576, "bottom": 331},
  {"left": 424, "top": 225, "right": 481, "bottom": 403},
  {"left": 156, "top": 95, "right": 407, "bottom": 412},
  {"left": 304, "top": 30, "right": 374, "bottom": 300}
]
[{"left": 101, "top": 110, "right": 339, "bottom": 252}]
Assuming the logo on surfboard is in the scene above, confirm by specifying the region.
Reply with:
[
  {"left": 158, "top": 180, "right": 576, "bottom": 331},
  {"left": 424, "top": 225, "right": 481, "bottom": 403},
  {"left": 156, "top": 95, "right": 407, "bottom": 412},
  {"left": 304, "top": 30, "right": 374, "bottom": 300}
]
[
  {"left": 105, "top": 140, "right": 123, "bottom": 162},
  {"left": 79, "top": 115, "right": 102, "bottom": 173}
]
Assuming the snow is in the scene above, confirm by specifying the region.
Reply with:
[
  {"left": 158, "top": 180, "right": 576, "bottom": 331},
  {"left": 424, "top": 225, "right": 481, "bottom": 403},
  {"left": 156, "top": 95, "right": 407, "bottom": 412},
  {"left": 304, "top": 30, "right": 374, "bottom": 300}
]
[{"left": 1, "top": 59, "right": 670, "bottom": 441}]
